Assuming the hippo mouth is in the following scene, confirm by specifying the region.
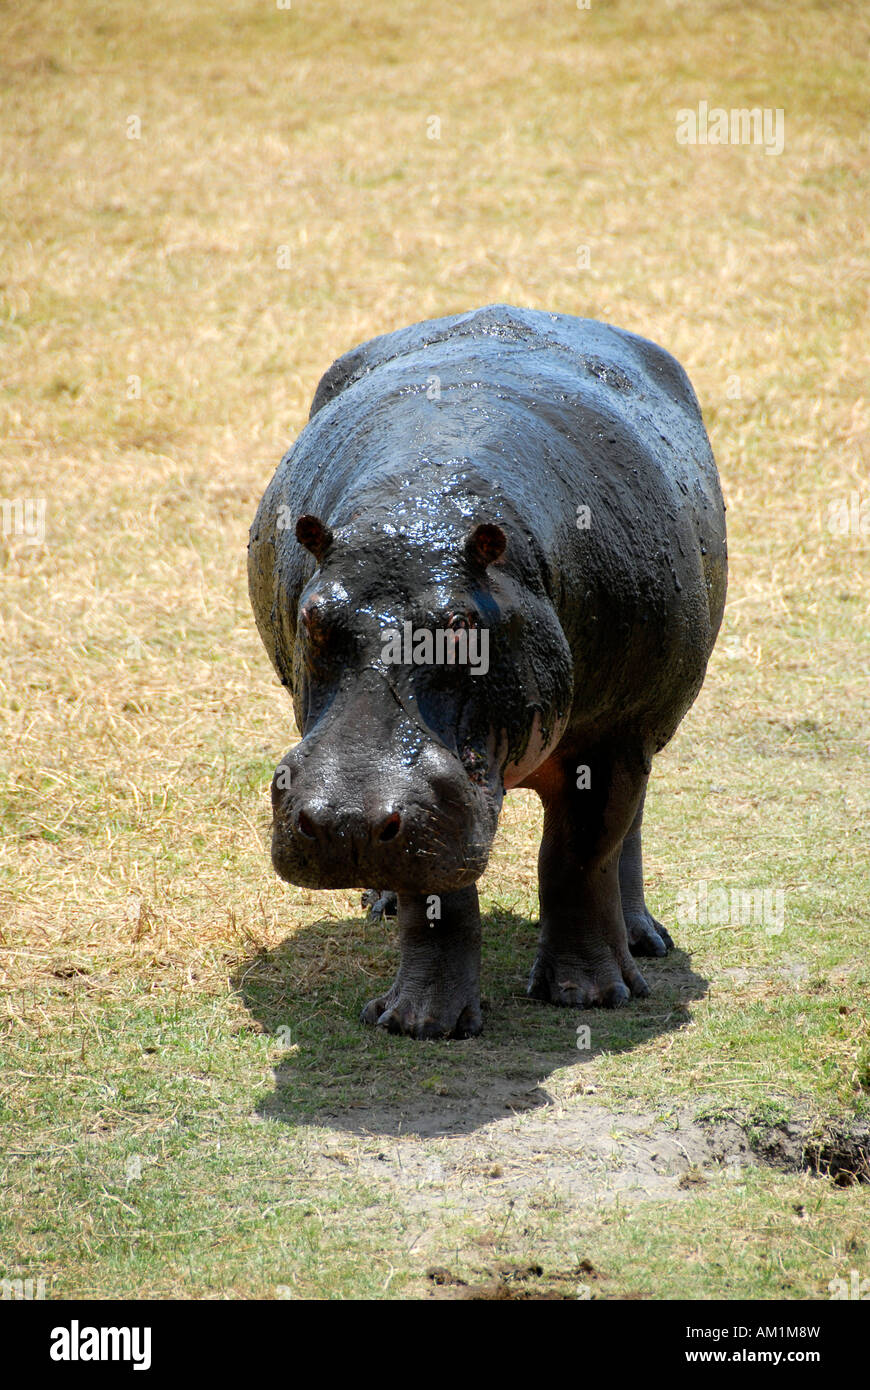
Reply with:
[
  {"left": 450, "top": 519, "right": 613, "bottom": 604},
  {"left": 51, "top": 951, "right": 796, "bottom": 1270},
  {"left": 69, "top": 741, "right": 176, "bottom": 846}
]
[
  {"left": 270, "top": 809, "right": 493, "bottom": 895},
  {"left": 270, "top": 764, "right": 499, "bottom": 893},
  {"left": 270, "top": 728, "right": 501, "bottom": 896}
]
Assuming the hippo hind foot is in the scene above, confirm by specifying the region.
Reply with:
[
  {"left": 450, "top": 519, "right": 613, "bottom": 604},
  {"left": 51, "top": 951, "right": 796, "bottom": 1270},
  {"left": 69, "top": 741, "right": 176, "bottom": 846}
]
[
  {"left": 361, "top": 989, "right": 483, "bottom": 1040},
  {"left": 528, "top": 946, "right": 649, "bottom": 1010},
  {"left": 361, "top": 889, "right": 398, "bottom": 921},
  {"left": 624, "top": 909, "right": 674, "bottom": 958}
]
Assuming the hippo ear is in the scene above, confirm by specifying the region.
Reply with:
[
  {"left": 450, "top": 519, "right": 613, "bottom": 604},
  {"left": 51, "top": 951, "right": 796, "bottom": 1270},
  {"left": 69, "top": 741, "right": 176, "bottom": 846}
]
[
  {"left": 295, "top": 514, "right": 334, "bottom": 562},
  {"left": 465, "top": 522, "right": 507, "bottom": 569}
]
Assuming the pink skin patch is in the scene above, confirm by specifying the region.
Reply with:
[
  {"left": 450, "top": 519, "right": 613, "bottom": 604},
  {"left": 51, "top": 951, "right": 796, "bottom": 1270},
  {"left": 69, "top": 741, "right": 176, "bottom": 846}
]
[{"left": 502, "top": 709, "right": 570, "bottom": 790}]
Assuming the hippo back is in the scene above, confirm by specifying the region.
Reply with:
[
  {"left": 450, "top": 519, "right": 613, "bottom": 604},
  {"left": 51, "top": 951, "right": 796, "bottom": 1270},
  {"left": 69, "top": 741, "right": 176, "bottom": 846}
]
[{"left": 249, "top": 304, "right": 727, "bottom": 751}]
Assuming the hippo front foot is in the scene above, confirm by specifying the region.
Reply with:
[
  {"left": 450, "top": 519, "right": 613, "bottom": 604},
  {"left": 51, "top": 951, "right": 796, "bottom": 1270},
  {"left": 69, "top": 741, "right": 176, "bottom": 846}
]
[
  {"left": 361, "top": 986, "right": 483, "bottom": 1040},
  {"left": 361, "top": 886, "right": 483, "bottom": 1039},
  {"left": 361, "top": 889, "right": 398, "bottom": 922},
  {"left": 624, "top": 909, "right": 674, "bottom": 958},
  {"left": 528, "top": 946, "right": 649, "bottom": 1010}
]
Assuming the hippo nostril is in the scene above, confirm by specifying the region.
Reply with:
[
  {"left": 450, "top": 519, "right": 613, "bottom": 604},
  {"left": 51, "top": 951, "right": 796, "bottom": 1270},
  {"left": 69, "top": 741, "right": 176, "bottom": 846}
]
[
  {"left": 376, "top": 812, "right": 402, "bottom": 843},
  {"left": 296, "top": 810, "right": 317, "bottom": 840}
]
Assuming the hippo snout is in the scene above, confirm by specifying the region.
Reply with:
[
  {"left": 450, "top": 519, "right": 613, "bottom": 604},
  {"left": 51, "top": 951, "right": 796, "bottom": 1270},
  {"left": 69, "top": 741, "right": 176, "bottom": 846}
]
[{"left": 269, "top": 738, "right": 499, "bottom": 894}]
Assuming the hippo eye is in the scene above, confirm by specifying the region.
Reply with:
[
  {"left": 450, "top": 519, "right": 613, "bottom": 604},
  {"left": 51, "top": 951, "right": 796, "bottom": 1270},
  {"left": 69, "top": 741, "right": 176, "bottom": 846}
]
[
  {"left": 448, "top": 611, "right": 476, "bottom": 631},
  {"left": 298, "top": 600, "right": 352, "bottom": 672},
  {"left": 301, "top": 605, "right": 326, "bottom": 639}
]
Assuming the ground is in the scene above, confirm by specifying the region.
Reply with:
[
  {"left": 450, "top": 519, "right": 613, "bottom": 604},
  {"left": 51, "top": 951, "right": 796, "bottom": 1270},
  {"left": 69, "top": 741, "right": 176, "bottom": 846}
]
[{"left": 0, "top": 0, "right": 867, "bottom": 1299}]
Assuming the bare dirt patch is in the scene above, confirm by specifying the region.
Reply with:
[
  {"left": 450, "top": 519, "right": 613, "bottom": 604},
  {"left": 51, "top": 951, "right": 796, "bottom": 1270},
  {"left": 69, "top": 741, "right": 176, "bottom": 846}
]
[
  {"left": 267, "top": 1097, "right": 754, "bottom": 1232},
  {"left": 262, "top": 1094, "right": 869, "bottom": 1257}
]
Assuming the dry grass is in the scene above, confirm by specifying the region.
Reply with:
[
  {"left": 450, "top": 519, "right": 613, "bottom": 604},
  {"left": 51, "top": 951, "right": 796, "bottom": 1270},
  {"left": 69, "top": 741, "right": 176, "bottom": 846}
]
[{"left": 0, "top": 0, "right": 868, "bottom": 1299}]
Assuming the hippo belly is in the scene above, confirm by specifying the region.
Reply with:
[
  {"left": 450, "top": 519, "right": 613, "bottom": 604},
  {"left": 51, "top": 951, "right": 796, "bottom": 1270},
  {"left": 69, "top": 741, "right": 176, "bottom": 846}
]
[{"left": 248, "top": 304, "right": 727, "bottom": 1038}]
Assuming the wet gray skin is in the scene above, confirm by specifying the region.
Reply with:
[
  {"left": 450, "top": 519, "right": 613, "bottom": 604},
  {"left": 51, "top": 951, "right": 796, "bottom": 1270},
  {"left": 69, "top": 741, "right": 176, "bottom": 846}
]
[{"left": 248, "top": 304, "right": 727, "bottom": 1039}]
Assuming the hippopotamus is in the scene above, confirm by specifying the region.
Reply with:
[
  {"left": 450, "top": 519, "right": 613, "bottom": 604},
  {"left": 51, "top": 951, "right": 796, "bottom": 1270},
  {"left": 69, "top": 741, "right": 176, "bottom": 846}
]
[{"left": 247, "top": 304, "right": 727, "bottom": 1039}]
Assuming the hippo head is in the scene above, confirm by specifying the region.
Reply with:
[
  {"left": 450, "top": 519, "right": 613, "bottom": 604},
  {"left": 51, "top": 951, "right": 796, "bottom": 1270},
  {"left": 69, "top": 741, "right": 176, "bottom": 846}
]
[{"left": 269, "top": 508, "right": 573, "bottom": 895}]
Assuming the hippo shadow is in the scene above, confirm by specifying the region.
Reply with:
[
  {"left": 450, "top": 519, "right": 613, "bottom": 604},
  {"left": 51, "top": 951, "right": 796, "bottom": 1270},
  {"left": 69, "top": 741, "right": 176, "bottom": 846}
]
[{"left": 233, "top": 906, "right": 708, "bottom": 1139}]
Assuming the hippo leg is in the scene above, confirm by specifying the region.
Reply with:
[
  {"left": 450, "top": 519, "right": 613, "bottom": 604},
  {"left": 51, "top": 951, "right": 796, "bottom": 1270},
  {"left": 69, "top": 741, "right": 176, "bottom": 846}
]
[
  {"left": 618, "top": 784, "right": 674, "bottom": 958},
  {"left": 528, "top": 752, "right": 651, "bottom": 1009},
  {"left": 361, "top": 889, "right": 398, "bottom": 921},
  {"left": 361, "top": 886, "right": 483, "bottom": 1039}
]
